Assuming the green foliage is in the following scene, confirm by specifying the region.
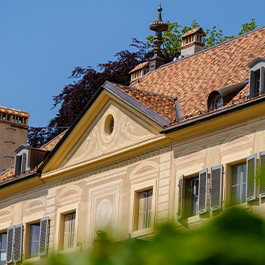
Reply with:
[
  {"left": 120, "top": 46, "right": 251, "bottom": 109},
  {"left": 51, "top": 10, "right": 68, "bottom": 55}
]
[
  {"left": 28, "top": 208, "right": 265, "bottom": 265},
  {"left": 238, "top": 18, "right": 257, "bottom": 35},
  {"left": 147, "top": 19, "right": 257, "bottom": 54},
  {"left": 204, "top": 26, "right": 235, "bottom": 49}
]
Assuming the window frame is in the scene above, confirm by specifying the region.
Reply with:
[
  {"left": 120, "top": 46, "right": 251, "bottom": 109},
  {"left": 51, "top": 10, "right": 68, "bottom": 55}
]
[
  {"left": 62, "top": 212, "right": 76, "bottom": 250},
  {"left": 23, "top": 215, "right": 49, "bottom": 260},
  {"left": 129, "top": 179, "right": 157, "bottom": 238},
  {"left": 225, "top": 154, "right": 257, "bottom": 208},
  {"left": 55, "top": 203, "right": 79, "bottom": 252},
  {"left": 230, "top": 162, "right": 247, "bottom": 206},
  {"left": 248, "top": 57, "right": 265, "bottom": 97},
  {"left": 0, "top": 231, "right": 7, "bottom": 265}
]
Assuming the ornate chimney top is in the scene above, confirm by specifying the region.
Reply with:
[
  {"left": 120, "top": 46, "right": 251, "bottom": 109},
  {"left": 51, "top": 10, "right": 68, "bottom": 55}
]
[{"left": 149, "top": 5, "right": 168, "bottom": 72}]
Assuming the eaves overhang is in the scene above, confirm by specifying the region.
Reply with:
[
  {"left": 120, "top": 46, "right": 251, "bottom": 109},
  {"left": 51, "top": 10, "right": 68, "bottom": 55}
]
[
  {"left": 162, "top": 94, "right": 265, "bottom": 134},
  {"left": 0, "top": 171, "right": 39, "bottom": 189}
]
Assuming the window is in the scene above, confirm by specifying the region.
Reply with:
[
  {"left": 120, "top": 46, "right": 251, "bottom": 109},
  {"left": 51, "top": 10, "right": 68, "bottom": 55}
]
[
  {"left": 63, "top": 212, "right": 75, "bottom": 250},
  {"left": 255, "top": 70, "right": 261, "bottom": 94},
  {"left": 24, "top": 217, "right": 48, "bottom": 259},
  {"left": 184, "top": 177, "right": 199, "bottom": 218},
  {"left": 231, "top": 163, "right": 247, "bottom": 205},
  {"left": 228, "top": 154, "right": 256, "bottom": 206},
  {"left": 212, "top": 94, "right": 222, "bottom": 110},
  {"left": 248, "top": 58, "right": 265, "bottom": 96},
  {"left": 138, "top": 189, "right": 153, "bottom": 230},
  {"left": 129, "top": 179, "right": 156, "bottom": 238},
  {"left": 14, "top": 153, "right": 26, "bottom": 176},
  {"left": 0, "top": 232, "right": 7, "bottom": 265},
  {"left": 178, "top": 166, "right": 223, "bottom": 220},
  {"left": 29, "top": 224, "right": 40, "bottom": 258},
  {"left": 104, "top": 114, "right": 115, "bottom": 136}
]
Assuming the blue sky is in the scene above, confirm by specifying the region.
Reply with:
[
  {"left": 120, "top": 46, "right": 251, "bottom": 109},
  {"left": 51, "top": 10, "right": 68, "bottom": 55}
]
[{"left": 1, "top": 0, "right": 264, "bottom": 127}]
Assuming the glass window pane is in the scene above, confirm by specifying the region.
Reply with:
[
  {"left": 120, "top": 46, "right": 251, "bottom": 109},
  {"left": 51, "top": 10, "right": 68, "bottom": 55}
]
[
  {"left": 29, "top": 242, "right": 39, "bottom": 258},
  {"left": 0, "top": 233, "right": 7, "bottom": 265},
  {"left": 242, "top": 164, "right": 247, "bottom": 183},
  {"left": 231, "top": 166, "right": 238, "bottom": 185},
  {"left": 138, "top": 190, "right": 153, "bottom": 230},
  {"left": 231, "top": 163, "right": 246, "bottom": 205},
  {"left": 29, "top": 224, "right": 40, "bottom": 258},
  {"left": 185, "top": 177, "right": 199, "bottom": 217},
  {"left": 64, "top": 213, "right": 75, "bottom": 250}
]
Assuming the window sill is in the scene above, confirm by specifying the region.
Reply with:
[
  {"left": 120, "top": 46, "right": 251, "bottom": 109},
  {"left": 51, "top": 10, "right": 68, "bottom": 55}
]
[
  {"left": 176, "top": 214, "right": 201, "bottom": 227},
  {"left": 130, "top": 227, "right": 154, "bottom": 239}
]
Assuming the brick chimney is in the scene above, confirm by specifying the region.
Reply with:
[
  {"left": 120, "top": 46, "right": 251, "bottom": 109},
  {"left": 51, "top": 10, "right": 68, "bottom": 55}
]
[{"left": 180, "top": 27, "right": 206, "bottom": 57}]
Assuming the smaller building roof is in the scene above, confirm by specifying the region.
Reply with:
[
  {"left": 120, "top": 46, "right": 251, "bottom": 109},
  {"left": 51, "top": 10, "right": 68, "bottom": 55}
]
[
  {"left": 129, "top": 61, "right": 149, "bottom": 74},
  {"left": 181, "top": 27, "right": 206, "bottom": 38},
  {"left": 0, "top": 106, "right": 30, "bottom": 118},
  {"left": 0, "top": 131, "right": 66, "bottom": 185}
]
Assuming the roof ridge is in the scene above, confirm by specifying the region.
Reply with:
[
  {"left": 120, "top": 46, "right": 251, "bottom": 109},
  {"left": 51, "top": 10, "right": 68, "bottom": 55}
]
[
  {"left": 161, "top": 24, "right": 265, "bottom": 69},
  {"left": 110, "top": 81, "right": 176, "bottom": 99},
  {"left": 130, "top": 25, "right": 265, "bottom": 86}
]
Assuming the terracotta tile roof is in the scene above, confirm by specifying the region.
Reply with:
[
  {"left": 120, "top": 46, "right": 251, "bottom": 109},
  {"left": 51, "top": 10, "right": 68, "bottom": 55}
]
[
  {"left": 131, "top": 26, "right": 265, "bottom": 121},
  {"left": 112, "top": 83, "right": 178, "bottom": 123},
  {"left": 0, "top": 131, "right": 66, "bottom": 184},
  {"left": 0, "top": 106, "right": 30, "bottom": 118},
  {"left": 40, "top": 131, "right": 66, "bottom": 151},
  {"left": 129, "top": 61, "right": 149, "bottom": 74},
  {"left": 181, "top": 27, "right": 206, "bottom": 38}
]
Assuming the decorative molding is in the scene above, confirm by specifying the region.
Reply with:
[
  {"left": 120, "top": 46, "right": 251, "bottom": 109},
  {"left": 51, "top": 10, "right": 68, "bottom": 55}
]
[
  {"left": 68, "top": 112, "right": 152, "bottom": 166},
  {"left": 53, "top": 145, "right": 171, "bottom": 188}
]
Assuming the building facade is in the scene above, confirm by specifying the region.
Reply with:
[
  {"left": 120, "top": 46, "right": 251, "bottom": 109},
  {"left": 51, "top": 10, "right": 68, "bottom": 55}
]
[{"left": 1, "top": 13, "right": 265, "bottom": 264}]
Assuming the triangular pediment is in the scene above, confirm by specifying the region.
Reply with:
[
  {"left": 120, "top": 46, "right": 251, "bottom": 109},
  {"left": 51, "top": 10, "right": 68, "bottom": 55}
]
[
  {"left": 62, "top": 101, "right": 159, "bottom": 168},
  {"left": 42, "top": 88, "right": 166, "bottom": 174}
]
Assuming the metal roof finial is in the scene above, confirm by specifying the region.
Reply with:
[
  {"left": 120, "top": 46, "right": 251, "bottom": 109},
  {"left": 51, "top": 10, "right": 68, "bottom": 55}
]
[{"left": 148, "top": 4, "right": 168, "bottom": 71}]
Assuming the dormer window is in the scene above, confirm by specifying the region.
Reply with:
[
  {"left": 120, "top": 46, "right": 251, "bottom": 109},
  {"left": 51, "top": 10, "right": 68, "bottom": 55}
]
[
  {"left": 15, "top": 153, "right": 26, "bottom": 175},
  {"left": 208, "top": 91, "right": 223, "bottom": 110},
  {"left": 248, "top": 57, "right": 265, "bottom": 97},
  {"left": 208, "top": 81, "right": 248, "bottom": 111},
  {"left": 213, "top": 94, "right": 223, "bottom": 110},
  {"left": 14, "top": 145, "right": 30, "bottom": 176}
]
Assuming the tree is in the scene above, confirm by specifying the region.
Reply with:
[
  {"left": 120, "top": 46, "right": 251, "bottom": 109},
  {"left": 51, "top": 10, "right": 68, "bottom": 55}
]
[
  {"left": 147, "top": 19, "right": 257, "bottom": 53},
  {"left": 28, "top": 39, "right": 153, "bottom": 147}
]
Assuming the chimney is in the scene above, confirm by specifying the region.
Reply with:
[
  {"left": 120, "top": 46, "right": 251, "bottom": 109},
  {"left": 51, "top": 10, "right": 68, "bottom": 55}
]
[
  {"left": 148, "top": 5, "right": 168, "bottom": 72},
  {"left": 180, "top": 27, "right": 206, "bottom": 57}
]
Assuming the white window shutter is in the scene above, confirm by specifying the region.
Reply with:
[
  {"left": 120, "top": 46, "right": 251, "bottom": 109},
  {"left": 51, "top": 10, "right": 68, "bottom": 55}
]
[
  {"left": 6, "top": 226, "right": 14, "bottom": 264},
  {"left": 259, "top": 151, "right": 265, "bottom": 198},
  {"left": 177, "top": 175, "right": 184, "bottom": 220},
  {"left": 13, "top": 224, "right": 23, "bottom": 263},
  {"left": 249, "top": 70, "right": 256, "bottom": 96},
  {"left": 22, "top": 153, "right": 27, "bottom": 173},
  {"left": 210, "top": 164, "right": 223, "bottom": 211},
  {"left": 198, "top": 169, "right": 208, "bottom": 214},
  {"left": 247, "top": 154, "right": 256, "bottom": 201},
  {"left": 39, "top": 217, "right": 49, "bottom": 256}
]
